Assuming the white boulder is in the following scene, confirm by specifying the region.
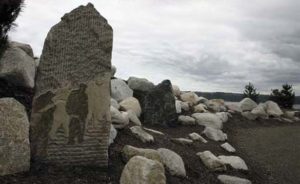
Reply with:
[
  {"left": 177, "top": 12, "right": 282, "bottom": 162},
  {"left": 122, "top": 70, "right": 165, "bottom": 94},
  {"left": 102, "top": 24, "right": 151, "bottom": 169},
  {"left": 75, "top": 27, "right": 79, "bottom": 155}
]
[
  {"left": 194, "top": 104, "right": 208, "bottom": 113},
  {"left": 218, "top": 156, "right": 248, "bottom": 170},
  {"left": 120, "top": 156, "right": 166, "bottom": 184},
  {"left": 175, "top": 100, "right": 182, "bottom": 114},
  {"left": 241, "top": 111, "right": 258, "bottom": 120},
  {"left": 178, "top": 115, "right": 196, "bottom": 125},
  {"left": 157, "top": 148, "right": 186, "bottom": 177},
  {"left": 196, "top": 151, "right": 226, "bottom": 171},
  {"left": 127, "top": 76, "right": 155, "bottom": 92},
  {"left": 192, "top": 113, "right": 223, "bottom": 129},
  {"left": 172, "top": 85, "right": 181, "bottom": 97},
  {"left": 180, "top": 92, "right": 199, "bottom": 106},
  {"left": 111, "top": 98, "right": 120, "bottom": 109},
  {"left": 188, "top": 132, "right": 208, "bottom": 143},
  {"left": 220, "top": 143, "right": 236, "bottom": 153},
  {"left": 265, "top": 101, "right": 283, "bottom": 117},
  {"left": 122, "top": 145, "right": 161, "bottom": 162},
  {"left": 218, "top": 175, "right": 252, "bottom": 184},
  {"left": 239, "top": 98, "right": 257, "bottom": 111},
  {"left": 180, "top": 101, "right": 190, "bottom": 111},
  {"left": 111, "top": 106, "right": 129, "bottom": 129},
  {"left": 202, "top": 127, "right": 227, "bottom": 141},
  {"left": 127, "top": 110, "right": 142, "bottom": 126},
  {"left": 251, "top": 103, "right": 268, "bottom": 118},
  {"left": 130, "top": 126, "right": 154, "bottom": 143},
  {"left": 111, "top": 79, "right": 133, "bottom": 102},
  {"left": 120, "top": 97, "right": 142, "bottom": 117}
]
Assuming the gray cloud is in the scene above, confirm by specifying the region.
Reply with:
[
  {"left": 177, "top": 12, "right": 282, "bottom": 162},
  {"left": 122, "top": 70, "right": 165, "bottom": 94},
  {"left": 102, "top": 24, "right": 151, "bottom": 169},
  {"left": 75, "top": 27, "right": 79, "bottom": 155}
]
[{"left": 9, "top": 0, "right": 300, "bottom": 95}]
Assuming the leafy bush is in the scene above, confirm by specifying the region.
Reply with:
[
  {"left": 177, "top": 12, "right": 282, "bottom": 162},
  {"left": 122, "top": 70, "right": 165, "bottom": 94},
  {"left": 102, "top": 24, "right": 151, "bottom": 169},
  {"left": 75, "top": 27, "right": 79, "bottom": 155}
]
[
  {"left": 0, "top": 0, "right": 24, "bottom": 57},
  {"left": 270, "top": 83, "right": 295, "bottom": 109},
  {"left": 243, "top": 82, "right": 259, "bottom": 102}
]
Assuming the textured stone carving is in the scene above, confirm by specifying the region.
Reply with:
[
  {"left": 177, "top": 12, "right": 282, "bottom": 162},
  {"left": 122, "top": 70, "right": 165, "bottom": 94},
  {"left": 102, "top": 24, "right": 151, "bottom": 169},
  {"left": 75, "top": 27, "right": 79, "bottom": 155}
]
[
  {"left": 0, "top": 98, "right": 30, "bottom": 176},
  {"left": 30, "top": 3, "right": 112, "bottom": 167}
]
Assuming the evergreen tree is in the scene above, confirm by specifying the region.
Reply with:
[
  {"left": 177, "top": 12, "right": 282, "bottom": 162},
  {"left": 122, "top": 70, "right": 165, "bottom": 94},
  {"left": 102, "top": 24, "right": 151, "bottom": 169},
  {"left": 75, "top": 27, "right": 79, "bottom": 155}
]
[
  {"left": 243, "top": 82, "right": 259, "bottom": 102},
  {"left": 0, "top": 0, "right": 24, "bottom": 57},
  {"left": 270, "top": 83, "right": 295, "bottom": 109}
]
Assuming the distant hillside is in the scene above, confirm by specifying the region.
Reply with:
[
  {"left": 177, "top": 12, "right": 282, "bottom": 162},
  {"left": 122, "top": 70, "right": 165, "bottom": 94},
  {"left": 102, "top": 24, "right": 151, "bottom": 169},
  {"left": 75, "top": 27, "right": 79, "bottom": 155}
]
[{"left": 195, "top": 92, "right": 300, "bottom": 104}]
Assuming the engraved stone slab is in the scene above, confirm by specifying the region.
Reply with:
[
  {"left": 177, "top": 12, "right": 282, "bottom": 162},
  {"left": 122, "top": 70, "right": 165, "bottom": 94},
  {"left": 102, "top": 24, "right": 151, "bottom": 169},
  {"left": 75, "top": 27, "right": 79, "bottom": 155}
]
[
  {"left": 0, "top": 98, "right": 30, "bottom": 176},
  {"left": 30, "top": 3, "right": 112, "bottom": 167}
]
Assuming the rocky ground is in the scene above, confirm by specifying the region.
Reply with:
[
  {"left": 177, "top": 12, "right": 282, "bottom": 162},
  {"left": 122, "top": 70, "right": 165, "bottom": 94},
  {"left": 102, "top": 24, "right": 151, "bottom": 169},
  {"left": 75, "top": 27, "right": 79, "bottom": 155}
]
[{"left": 1, "top": 113, "right": 299, "bottom": 184}]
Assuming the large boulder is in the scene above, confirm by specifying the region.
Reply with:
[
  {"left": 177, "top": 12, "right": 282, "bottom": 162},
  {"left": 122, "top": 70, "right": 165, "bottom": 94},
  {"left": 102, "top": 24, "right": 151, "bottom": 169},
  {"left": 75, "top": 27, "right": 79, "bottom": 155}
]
[
  {"left": 0, "top": 42, "right": 36, "bottom": 88},
  {"left": 111, "top": 79, "right": 133, "bottom": 102},
  {"left": 196, "top": 151, "right": 226, "bottom": 171},
  {"left": 111, "top": 106, "right": 129, "bottom": 129},
  {"left": 239, "top": 98, "right": 257, "bottom": 111},
  {"left": 180, "top": 101, "right": 190, "bottom": 111},
  {"left": 30, "top": 3, "right": 112, "bottom": 166},
  {"left": 251, "top": 103, "right": 268, "bottom": 118},
  {"left": 120, "top": 156, "right": 166, "bottom": 184},
  {"left": 143, "top": 80, "right": 177, "bottom": 125},
  {"left": 216, "top": 112, "right": 229, "bottom": 123},
  {"left": 157, "top": 148, "right": 186, "bottom": 177},
  {"left": 241, "top": 111, "right": 258, "bottom": 120},
  {"left": 265, "top": 101, "right": 283, "bottom": 117},
  {"left": 122, "top": 145, "right": 161, "bottom": 162},
  {"left": 127, "top": 110, "right": 142, "bottom": 126},
  {"left": 10, "top": 41, "right": 34, "bottom": 57},
  {"left": 202, "top": 127, "right": 227, "bottom": 141},
  {"left": 119, "top": 97, "right": 142, "bottom": 117},
  {"left": 205, "top": 99, "right": 225, "bottom": 112},
  {"left": 0, "top": 98, "right": 30, "bottom": 176},
  {"left": 192, "top": 113, "right": 223, "bottom": 129},
  {"left": 127, "top": 77, "right": 155, "bottom": 92},
  {"left": 111, "top": 98, "right": 120, "bottom": 109},
  {"left": 175, "top": 100, "right": 182, "bottom": 114},
  {"left": 180, "top": 92, "right": 199, "bottom": 106}
]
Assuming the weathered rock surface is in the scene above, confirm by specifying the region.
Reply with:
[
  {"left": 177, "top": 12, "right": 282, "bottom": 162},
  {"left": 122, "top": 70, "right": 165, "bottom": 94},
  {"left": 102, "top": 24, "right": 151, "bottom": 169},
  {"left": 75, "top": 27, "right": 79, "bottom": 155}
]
[
  {"left": 241, "top": 111, "right": 258, "bottom": 120},
  {"left": 265, "top": 101, "right": 283, "bottom": 117},
  {"left": 109, "top": 125, "right": 117, "bottom": 145},
  {"left": 144, "top": 127, "right": 164, "bottom": 135},
  {"left": 171, "top": 138, "right": 193, "bottom": 145},
  {"left": 218, "top": 175, "right": 252, "bottom": 184},
  {"left": 178, "top": 115, "right": 196, "bottom": 125},
  {"left": 205, "top": 99, "right": 224, "bottom": 112},
  {"left": 197, "top": 151, "right": 226, "bottom": 171},
  {"left": 175, "top": 100, "right": 182, "bottom": 114},
  {"left": 218, "top": 156, "right": 248, "bottom": 170},
  {"left": 216, "top": 112, "right": 229, "bottom": 123},
  {"left": 120, "top": 97, "right": 142, "bottom": 117},
  {"left": 111, "top": 79, "right": 133, "bottom": 102},
  {"left": 111, "top": 106, "right": 129, "bottom": 129},
  {"left": 189, "top": 132, "right": 208, "bottom": 143},
  {"left": 111, "top": 98, "right": 120, "bottom": 109},
  {"left": 120, "top": 156, "right": 166, "bottom": 184},
  {"left": 127, "top": 110, "right": 142, "bottom": 126},
  {"left": 122, "top": 145, "right": 161, "bottom": 162},
  {"left": 193, "top": 104, "right": 207, "bottom": 113},
  {"left": 239, "top": 98, "right": 257, "bottom": 112},
  {"left": 180, "top": 92, "right": 199, "bottom": 106},
  {"left": 143, "top": 80, "right": 177, "bottom": 125},
  {"left": 130, "top": 126, "right": 154, "bottom": 143},
  {"left": 30, "top": 3, "right": 112, "bottom": 166},
  {"left": 10, "top": 41, "right": 34, "bottom": 57},
  {"left": 172, "top": 85, "right": 181, "bottom": 97},
  {"left": 180, "top": 101, "right": 190, "bottom": 111},
  {"left": 0, "top": 42, "right": 36, "bottom": 88},
  {"left": 0, "top": 98, "right": 30, "bottom": 176},
  {"left": 202, "top": 127, "right": 227, "bottom": 141},
  {"left": 251, "top": 103, "right": 268, "bottom": 118},
  {"left": 127, "top": 77, "right": 155, "bottom": 92},
  {"left": 192, "top": 113, "right": 223, "bottom": 129},
  {"left": 220, "top": 142, "right": 236, "bottom": 153},
  {"left": 157, "top": 148, "right": 186, "bottom": 177}
]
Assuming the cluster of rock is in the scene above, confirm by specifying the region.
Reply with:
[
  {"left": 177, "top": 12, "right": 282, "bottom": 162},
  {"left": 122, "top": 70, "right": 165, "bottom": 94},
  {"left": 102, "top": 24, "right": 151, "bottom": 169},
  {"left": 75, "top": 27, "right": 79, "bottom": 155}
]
[{"left": 230, "top": 98, "right": 299, "bottom": 122}]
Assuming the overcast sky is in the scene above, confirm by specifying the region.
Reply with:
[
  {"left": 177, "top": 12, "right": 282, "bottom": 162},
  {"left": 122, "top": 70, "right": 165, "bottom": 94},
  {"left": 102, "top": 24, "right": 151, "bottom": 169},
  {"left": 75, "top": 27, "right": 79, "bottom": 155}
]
[{"left": 9, "top": 0, "right": 300, "bottom": 95}]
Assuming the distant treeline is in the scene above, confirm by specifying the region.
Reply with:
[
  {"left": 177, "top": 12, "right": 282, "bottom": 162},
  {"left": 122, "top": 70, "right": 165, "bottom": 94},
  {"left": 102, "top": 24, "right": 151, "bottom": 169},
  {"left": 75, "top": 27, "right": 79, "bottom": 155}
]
[{"left": 195, "top": 92, "right": 300, "bottom": 104}]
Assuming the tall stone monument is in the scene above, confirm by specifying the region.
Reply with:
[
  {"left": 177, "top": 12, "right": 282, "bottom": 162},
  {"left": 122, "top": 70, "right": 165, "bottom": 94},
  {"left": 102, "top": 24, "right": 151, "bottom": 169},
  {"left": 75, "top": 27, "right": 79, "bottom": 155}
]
[{"left": 30, "top": 3, "right": 113, "bottom": 167}]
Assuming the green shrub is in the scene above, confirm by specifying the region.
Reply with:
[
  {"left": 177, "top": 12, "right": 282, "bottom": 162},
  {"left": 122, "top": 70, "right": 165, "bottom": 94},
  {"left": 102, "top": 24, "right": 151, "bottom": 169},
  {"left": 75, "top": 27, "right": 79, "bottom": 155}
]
[{"left": 270, "top": 83, "right": 295, "bottom": 109}]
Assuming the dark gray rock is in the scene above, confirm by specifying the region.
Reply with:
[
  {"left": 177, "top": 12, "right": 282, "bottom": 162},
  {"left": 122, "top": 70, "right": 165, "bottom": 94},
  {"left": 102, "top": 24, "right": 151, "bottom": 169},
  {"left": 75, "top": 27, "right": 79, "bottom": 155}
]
[
  {"left": 30, "top": 3, "right": 112, "bottom": 167},
  {"left": 142, "top": 80, "right": 177, "bottom": 125}
]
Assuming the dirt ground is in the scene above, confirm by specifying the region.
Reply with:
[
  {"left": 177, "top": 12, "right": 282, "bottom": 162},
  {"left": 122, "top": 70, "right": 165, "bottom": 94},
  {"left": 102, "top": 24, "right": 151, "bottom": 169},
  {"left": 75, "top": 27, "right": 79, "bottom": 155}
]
[{"left": 1, "top": 114, "right": 299, "bottom": 184}]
